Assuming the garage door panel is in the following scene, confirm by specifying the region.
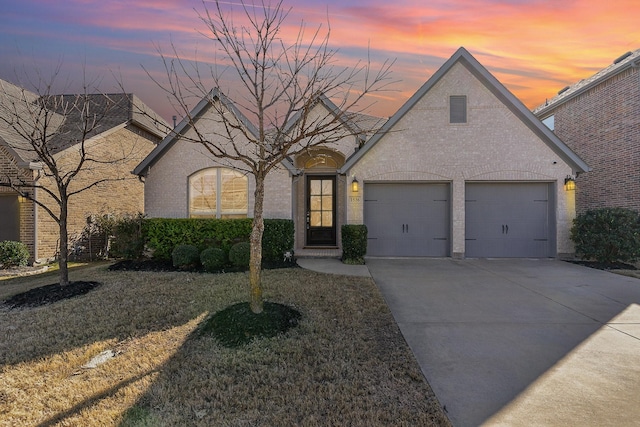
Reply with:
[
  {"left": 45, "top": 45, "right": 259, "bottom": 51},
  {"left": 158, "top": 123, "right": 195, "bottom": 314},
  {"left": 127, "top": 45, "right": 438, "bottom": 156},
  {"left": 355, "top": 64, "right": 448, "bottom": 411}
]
[
  {"left": 365, "top": 183, "right": 450, "bottom": 257},
  {"left": 465, "top": 183, "right": 554, "bottom": 258}
]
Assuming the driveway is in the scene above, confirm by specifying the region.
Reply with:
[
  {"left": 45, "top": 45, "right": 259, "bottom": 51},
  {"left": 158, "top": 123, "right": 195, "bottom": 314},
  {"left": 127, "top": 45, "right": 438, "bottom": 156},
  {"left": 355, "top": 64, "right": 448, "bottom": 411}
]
[{"left": 366, "top": 258, "right": 640, "bottom": 427}]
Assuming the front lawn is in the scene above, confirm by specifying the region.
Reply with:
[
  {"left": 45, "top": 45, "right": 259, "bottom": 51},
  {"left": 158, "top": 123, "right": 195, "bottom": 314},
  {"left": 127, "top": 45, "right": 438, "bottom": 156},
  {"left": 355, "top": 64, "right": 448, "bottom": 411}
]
[{"left": 0, "top": 264, "right": 450, "bottom": 426}]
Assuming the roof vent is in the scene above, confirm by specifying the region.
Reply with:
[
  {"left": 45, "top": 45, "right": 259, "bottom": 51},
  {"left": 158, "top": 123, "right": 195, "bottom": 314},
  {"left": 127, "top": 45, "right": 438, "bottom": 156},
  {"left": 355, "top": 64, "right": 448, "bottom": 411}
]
[
  {"left": 558, "top": 86, "right": 570, "bottom": 95},
  {"left": 613, "top": 51, "right": 632, "bottom": 64}
]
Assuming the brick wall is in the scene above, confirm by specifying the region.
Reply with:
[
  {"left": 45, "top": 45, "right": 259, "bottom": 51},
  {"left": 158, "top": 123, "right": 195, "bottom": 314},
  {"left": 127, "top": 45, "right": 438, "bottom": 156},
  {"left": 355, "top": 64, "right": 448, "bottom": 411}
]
[
  {"left": 347, "top": 61, "right": 577, "bottom": 256},
  {"left": 549, "top": 67, "right": 640, "bottom": 213},
  {"left": 33, "top": 126, "right": 156, "bottom": 261}
]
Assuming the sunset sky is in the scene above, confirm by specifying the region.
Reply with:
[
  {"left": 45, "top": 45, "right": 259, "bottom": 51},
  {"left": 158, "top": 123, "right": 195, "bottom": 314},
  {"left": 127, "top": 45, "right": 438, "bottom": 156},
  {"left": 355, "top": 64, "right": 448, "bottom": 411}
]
[{"left": 1, "top": 0, "right": 638, "bottom": 122}]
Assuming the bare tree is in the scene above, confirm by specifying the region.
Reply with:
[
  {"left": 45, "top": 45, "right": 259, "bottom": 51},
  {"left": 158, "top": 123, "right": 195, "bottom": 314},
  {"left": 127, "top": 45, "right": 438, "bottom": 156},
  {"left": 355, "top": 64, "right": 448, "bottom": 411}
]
[
  {"left": 151, "top": 0, "right": 394, "bottom": 313},
  {"left": 0, "top": 70, "right": 156, "bottom": 286}
]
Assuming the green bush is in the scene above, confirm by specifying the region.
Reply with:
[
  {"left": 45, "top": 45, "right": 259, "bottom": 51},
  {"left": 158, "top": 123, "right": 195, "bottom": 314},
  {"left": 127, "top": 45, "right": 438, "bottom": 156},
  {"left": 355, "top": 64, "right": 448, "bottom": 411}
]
[
  {"left": 144, "top": 218, "right": 252, "bottom": 260},
  {"left": 109, "top": 213, "right": 145, "bottom": 259},
  {"left": 200, "top": 247, "right": 228, "bottom": 272},
  {"left": 229, "top": 241, "right": 251, "bottom": 268},
  {"left": 262, "top": 219, "right": 294, "bottom": 262},
  {"left": 172, "top": 244, "right": 201, "bottom": 269},
  {"left": 341, "top": 224, "right": 367, "bottom": 264},
  {"left": 570, "top": 207, "right": 640, "bottom": 264},
  {"left": 0, "top": 241, "right": 30, "bottom": 268}
]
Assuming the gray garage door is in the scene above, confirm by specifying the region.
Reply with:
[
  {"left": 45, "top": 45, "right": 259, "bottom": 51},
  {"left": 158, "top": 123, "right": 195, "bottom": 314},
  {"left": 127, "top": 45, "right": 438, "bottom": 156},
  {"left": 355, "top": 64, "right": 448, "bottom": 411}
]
[
  {"left": 465, "top": 183, "right": 555, "bottom": 258},
  {"left": 0, "top": 195, "right": 20, "bottom": 242},
  {"left": 364, "top": 183, "right": 450, "bottom": 257}
]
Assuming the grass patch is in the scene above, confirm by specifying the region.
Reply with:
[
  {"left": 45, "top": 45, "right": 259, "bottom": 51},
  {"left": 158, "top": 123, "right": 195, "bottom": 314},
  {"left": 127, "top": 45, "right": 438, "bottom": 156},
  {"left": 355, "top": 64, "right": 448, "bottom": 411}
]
[
  {"left": 200, "top": 301, "right": 301, "bottom": 348},
  {"left": 0, "top": 263, "right": 450, "bottom": 426}
]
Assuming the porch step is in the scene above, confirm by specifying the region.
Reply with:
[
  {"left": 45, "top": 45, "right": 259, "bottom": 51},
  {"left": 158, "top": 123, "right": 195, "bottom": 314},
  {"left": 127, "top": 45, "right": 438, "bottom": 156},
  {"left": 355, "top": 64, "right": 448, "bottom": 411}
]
[{"left": 295, "top": 247, "right": 342, "bottom": 259}]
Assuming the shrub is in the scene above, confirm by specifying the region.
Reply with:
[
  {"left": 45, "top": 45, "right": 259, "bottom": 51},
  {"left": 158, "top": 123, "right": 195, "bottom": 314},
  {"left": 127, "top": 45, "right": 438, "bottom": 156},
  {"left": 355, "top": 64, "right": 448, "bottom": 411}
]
[
  {"left": 109, "top": 213, "right": 145, "bottom": 259},
  {"left": 341, "top": 224, "right": 367, "bottom": 264},
  {"left": 570, "top": 207, "right": 640, "bottom": 264},
  {"left": 200, "top": 247, "right": 228, "bottom": 272},
  {"left": 144, "top": 218, "right": 252, "bottom": 260},
  {"left": 262, "top": 219, "right": 294, "bottom": 262},
  {"left": 229, "top": 241, "right": 251, "bottom": 268},
  {"left": 172, "top": 244, "right": 200, "bottom": 269},
  {"left": 0, "top": 241, "right": 30, "bottom": 268}
]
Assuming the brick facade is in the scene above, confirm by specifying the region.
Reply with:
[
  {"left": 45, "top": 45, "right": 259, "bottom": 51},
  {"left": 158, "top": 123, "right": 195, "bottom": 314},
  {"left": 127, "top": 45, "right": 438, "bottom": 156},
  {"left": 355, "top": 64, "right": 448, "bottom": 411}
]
[
  {"left": 346, "top": 61, "right": 578, "bottom": 257},
  {"left": 537, "top": 66, "right": 640, "bottom": 213}
]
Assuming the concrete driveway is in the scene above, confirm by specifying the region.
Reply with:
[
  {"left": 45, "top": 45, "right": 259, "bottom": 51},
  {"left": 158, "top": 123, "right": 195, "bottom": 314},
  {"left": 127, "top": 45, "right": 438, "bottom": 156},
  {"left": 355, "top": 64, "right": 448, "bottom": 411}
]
[{"left": 366, "top": 258, "right": 640, "bottom": 427}]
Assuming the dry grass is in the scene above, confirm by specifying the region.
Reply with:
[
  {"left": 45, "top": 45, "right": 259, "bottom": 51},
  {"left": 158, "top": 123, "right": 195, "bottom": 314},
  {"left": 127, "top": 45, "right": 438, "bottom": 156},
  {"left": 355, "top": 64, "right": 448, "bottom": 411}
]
[{"left": 0, "top": 265, "right": 450, "bottom": 426}]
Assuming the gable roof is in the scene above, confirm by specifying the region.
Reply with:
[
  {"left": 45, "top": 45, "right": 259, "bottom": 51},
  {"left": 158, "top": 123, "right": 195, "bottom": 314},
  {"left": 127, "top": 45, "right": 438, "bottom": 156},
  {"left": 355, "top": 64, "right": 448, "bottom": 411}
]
[
  {"left": 0, "top": 78, "right": 170, "bottom": 164},
  {"left": 340, "top": 47, "right": 590, "bottom": 174},
  {"left": 533, "top": 48, "right": 640, "bottom": 117},
  {"left": 135, "top": 89, "right": 384, "bottom": 177},
  {"left": 134, "top": 88, "right": 259, "bottom": 176},
  {"left": 278, "top": 94, "right": 385, "bottom": 173}
]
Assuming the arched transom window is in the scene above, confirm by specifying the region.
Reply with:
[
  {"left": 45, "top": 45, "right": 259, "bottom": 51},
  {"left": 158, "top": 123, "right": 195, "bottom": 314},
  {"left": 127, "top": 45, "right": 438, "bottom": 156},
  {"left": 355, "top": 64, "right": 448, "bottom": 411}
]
[{"left": 189, "top": 168, "right": 248, "bottom": 218}]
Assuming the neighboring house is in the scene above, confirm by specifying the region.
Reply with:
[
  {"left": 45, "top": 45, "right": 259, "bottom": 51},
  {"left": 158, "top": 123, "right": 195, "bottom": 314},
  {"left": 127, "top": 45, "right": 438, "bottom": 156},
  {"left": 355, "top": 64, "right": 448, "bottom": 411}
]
[
  {"left": 135, "top": 47, "right": 589, "bottom": 259},
  {"left": 0, "top": 79, "right": 170, "bottom": 262},
  {"left": 533, "top": 49, "right": 640, "bottom": 213}
]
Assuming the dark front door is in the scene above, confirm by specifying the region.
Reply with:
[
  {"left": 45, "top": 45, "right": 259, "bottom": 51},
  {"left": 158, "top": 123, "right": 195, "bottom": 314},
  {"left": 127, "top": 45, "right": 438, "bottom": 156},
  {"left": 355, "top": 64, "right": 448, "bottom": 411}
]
[{"left": 306, "top": 176, "right": 336, "bottom": 246}]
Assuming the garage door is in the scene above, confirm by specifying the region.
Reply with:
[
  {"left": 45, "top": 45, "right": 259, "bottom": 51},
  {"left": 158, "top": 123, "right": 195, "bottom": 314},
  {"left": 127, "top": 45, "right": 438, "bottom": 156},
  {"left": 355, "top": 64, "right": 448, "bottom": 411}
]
[
  {"left": 364, "top": 183, "right": 449, "bottom": 257},
  {"left": 465, "top": 183, "right": 554, "bottom": 258},
  {"left": 0, "top": 195, "right": 20, "bottom": 241}
]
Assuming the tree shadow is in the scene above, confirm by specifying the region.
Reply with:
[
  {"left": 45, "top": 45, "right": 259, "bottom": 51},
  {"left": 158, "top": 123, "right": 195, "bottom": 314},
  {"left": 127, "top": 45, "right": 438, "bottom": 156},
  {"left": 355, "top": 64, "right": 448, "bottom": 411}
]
[{"left": 0, "top": 266, "right": 245, "bottom": 367}]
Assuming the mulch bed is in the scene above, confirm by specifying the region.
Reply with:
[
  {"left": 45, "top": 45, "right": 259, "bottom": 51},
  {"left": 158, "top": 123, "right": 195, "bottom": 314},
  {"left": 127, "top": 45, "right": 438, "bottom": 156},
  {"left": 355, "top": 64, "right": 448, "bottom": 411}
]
[
  {"left": 2, "top": 281, "right": 101, "bottom": 310},
  {"left": 565, "top": 260, "right": 637, "bottom": 270},
  {"left": 2, "top": 259, "right": 297, "bottom": 311},
  {"left": 107, "top": 258, "right": 298, "bottom": 273}
]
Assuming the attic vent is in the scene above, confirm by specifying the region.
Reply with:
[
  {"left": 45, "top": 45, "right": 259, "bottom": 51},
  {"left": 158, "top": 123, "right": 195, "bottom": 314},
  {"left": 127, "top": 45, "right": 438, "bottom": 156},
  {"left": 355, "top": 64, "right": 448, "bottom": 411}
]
[
  {"left": 613, "top": 51, "right": 632, "bottom": 64},
  {"left": 557, "top": 86, "right": 570, "bottom": 95}
]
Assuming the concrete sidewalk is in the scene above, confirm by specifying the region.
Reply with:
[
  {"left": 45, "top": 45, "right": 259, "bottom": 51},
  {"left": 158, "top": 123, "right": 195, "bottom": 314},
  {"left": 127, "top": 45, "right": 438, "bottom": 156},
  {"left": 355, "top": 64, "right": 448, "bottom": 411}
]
[
  {"left": 366, "top": 258, "right": 640, "bottom": 427},
  {"left": 296, "top": 258, "right": 371, "bottom": 277}
]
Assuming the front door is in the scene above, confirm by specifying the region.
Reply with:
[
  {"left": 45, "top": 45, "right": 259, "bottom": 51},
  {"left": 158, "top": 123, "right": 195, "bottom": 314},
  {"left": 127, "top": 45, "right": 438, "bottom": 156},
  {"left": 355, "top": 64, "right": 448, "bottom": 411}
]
[{"left": 306, "top": 176, "right": 336, "bottom": 246}]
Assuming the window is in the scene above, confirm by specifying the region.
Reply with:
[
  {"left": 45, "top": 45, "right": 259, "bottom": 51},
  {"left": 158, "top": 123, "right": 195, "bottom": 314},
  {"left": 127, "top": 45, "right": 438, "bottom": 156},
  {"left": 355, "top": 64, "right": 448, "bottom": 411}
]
[
  {"left": 189, "top": 168, "right": 248, "bottom": 218},
  {"left": 450, "top": 95, "right": 467, "bottom": 123},
  {"left": 541, "top": 115, "right": 555, "bottom": 131}
]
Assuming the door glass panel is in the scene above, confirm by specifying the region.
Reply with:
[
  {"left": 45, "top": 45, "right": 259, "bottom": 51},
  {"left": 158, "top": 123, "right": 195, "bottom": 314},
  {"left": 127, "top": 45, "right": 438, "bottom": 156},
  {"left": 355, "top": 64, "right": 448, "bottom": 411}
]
[
  {"left": 310, "top": 195, "right": 322, "bottom": 211},
  {"left": 322, "top": 180, "right": 332, "bottom": 194},
  {"left": 322, "top": 211, "right": 333, "bottom": 227},
  {"left": 310, "top": 180, "right": 321, "bottom": 195},
  {"left": 322, "top": 195, "right": 332, "bottom": 210},
  {"left": 310, "top": 212, "right": 322, "bottom": 227}
]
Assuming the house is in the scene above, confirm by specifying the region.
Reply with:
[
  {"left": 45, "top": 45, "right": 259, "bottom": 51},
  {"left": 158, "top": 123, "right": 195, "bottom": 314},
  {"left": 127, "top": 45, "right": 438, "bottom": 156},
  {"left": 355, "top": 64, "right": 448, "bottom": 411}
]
[
  {"left": 134, "top": 47, "right": 589, "bottom": 259},
  {"left": 533, "top": 49, "right": 640, "bottom": 213},
  {"left": 0, "top": 79, "right": 170, "bottom": 262}
]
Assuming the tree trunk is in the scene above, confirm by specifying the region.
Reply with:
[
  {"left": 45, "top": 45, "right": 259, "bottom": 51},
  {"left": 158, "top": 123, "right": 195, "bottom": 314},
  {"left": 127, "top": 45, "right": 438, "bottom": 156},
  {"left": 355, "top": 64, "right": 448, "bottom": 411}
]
[
  {"left": 249, "top": 175, "right": 266, "bottom": 314},
  {"left": 58, "top": 198, "right": 70, "bottom": 286}
]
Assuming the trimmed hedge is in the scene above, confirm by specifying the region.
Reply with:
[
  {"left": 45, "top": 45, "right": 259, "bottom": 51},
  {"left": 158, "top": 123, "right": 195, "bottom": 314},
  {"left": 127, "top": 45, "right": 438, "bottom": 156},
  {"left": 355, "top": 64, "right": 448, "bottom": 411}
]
[
  {"left": 144, "top": 218, "right": 253, "bottom": 260},
  {"left": 201, "top": 247, "right": 227, "bottom": 272},
  {"left": 141, "top": 218, "right": 293, "bottom": 262},
  {"left": 0, "top": 241, "right": 30, "bottom": 268},
  {"left": 570, "top": 207, "right": 640, "bottom": 264},
  {"left": 172, "top": 244, "right": 200, "bottom": 269},
  {"left": 262, "top": 219, "right": 295, "bottom": 262},
  {"left": 229, "top": 242, "right": 251, "bottom": 268},
  {"left": 341, "top": 224, "right": 367, "bottom": 264}
]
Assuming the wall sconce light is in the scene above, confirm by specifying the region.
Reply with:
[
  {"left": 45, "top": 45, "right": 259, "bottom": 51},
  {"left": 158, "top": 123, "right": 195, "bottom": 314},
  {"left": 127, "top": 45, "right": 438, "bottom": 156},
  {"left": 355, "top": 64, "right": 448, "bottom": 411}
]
[
  {"left": 351, "top": 176, "right": 359, "bottom": 193},
  {"left": 17, "top": 192, "right": 29, "bottom": 203},
  {"left": 564, "top": 176, "right": 576, "bottom": 191}
]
